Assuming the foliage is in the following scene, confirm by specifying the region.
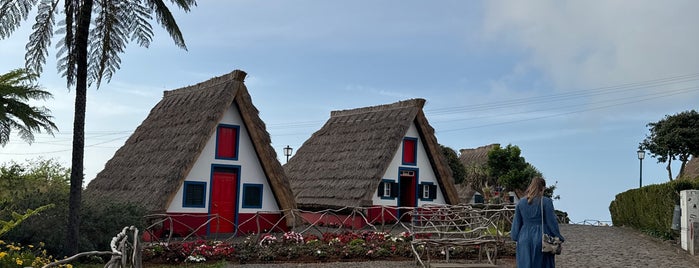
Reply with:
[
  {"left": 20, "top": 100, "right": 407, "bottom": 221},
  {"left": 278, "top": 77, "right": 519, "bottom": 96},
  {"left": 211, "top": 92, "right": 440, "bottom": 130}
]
[
  {"left": 0, "top": 205, "right": 53, "bottom": 238},
  {"left": 1, "top": 0, "right": 197, "bottom": 255},
  {"left": 487, "top": 144, "right": 542, "bottom": 192},
  {"left": 0, "top": 159, "right": 147, "bottom": 257},
  {"left": 441, "top": 145, "right": 467, "bottom": 184},
  {"left": 609, "top": 178, "right": 699, "bottom": 239},
  {"left": 640, "top": 110, "right": 699, "bottom": 181},
  {"left": 0, "top": 68, "right": 57, "bottom": 146},
  {"left": 0, "top": 240, "right": 72, "bottom": 268}
]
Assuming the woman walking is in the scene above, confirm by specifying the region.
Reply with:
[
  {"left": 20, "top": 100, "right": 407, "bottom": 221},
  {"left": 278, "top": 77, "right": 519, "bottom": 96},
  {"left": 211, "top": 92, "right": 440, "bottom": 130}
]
[{"left": 511, "top": 177, "right": 564, "bottom": 268}]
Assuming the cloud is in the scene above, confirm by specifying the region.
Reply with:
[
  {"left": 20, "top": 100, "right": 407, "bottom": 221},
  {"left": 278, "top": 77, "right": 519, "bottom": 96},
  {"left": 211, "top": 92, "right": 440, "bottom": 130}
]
[{"left": 482, "top": 0, "right": 699, "bottom": 91}]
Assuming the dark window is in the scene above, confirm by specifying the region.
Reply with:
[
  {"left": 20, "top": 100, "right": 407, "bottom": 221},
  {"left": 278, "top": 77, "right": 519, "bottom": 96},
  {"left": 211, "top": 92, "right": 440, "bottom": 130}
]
[
  {"left": 475, "top": 194, "right": 484, "bottom": 204},
  {"left": 242, "top": 183, "right": 263, "bottom": 208},
  {"left": 402, "top": 138, "right": 417, "bottom": 165},
  {"left": 183, "top": 181, "right": 206, "bottom": 208},
  {"left": 216, "top": 124, "right": 240, "bottom": 160}
]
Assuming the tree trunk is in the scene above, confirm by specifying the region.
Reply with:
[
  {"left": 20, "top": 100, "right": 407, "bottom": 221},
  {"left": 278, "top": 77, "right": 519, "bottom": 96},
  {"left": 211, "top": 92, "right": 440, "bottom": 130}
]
[
  {"left": 66, "top": 0, "right": 93, "bottom": 256},
  {"left": 667, "top": 156, "right": 673, "bottom": 181},
  {"left": 679, "top": 158, "right": 688, "bottom": 179}
]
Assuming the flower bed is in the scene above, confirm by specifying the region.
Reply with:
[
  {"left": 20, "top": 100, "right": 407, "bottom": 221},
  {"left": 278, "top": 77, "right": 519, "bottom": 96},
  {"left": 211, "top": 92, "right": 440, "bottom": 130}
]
[{"left": 143, "top": 231, "right": 515, "bottom": 265}]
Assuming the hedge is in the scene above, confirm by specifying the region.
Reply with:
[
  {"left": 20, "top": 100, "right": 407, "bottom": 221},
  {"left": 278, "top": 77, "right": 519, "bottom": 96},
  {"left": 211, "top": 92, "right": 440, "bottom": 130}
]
[{"left": 609, "top": 178, "right": 699, "bottom": 238}]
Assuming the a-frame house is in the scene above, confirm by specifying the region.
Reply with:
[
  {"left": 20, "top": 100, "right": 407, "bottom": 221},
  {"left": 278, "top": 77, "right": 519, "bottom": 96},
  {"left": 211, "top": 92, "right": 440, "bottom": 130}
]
[
  {"left": 85, "top": 70, "right": 296, "bottom": 236},
  {"left": 284, "top": 99, "right": 459, "bottom": 226}
]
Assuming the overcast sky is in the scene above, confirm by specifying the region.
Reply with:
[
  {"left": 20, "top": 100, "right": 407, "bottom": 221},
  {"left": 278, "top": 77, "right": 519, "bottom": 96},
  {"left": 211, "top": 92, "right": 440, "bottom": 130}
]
[{"left": 1, "top": 0, "right": 697, "bottom": 222}]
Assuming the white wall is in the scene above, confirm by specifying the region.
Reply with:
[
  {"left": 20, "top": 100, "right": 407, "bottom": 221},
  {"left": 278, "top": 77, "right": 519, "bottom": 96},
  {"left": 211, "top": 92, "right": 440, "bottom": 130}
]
[
  {"left": 371, "top": 122, "right": 446, "bottom": 206},
  {"left": 166, "top": 103, "right": 280, "bottom": 213}
]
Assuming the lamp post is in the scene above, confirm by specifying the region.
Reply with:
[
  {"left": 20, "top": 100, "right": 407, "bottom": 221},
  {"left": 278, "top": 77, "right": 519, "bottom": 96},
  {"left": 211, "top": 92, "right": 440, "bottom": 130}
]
[
  {"left": 283, "top": 145, "right": 293, "bottom": 163},
  {"left": 637, "top": 149, "right": 645, "bottom": 188}
]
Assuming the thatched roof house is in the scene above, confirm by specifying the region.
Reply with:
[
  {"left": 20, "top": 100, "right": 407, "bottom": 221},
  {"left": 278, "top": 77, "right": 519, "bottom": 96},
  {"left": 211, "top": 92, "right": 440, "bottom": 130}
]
[
  {"left": 85, "top": 70, "right": 296, "bottom": 233},
  {"left": 457, "top": 144, "right": 498, "bottom": 204},
  {"left": 285, "top": 99, "right": 460, "bottom": 212}
]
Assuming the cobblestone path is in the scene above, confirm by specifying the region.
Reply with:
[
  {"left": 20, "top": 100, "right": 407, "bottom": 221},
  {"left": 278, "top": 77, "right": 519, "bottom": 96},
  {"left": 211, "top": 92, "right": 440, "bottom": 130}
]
[
  {"left": 556, "top": 224, "right": 699, "bottom": 267},
  {"left": 230, "top": 224, "right": 699, "bottom": 267}
]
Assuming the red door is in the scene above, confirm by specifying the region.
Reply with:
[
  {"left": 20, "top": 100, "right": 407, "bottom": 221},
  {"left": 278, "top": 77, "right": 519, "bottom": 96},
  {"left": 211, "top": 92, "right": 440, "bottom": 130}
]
[
  {"left": 210, "top": 169, "right": 237, "bottom": 233},
  {"left": 399, "top": 174, "right": 416, "bottom": 221}
]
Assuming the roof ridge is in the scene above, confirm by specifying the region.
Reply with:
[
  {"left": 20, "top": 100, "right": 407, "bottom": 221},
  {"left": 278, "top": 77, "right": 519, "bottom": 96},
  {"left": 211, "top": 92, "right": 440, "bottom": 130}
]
[
  {"left": 330, "top": 98, "right": 425, "bottom": 118},
  {"left": 163, "top": 70, "right": 246, "bottom": 98}
]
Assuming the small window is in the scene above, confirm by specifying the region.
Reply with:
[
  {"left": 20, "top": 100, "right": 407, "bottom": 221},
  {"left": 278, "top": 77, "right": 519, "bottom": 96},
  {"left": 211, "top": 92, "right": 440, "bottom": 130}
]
[
  {"left": 378, "top": 180, "right": 398, "bottom": 199},
  {"left": 242, "top": 183, "right": 263, "bottom": 208},
  {"left": 183, "top": 181, "right": 206, "bottom": 208},
  {"left": 418, "top": 183, "right": 437, "bottom": 201},
  {"left": 216, "top": 124, "right": 240, "bottom": 160},
  {"left": 402, "top": 138, "right": 417, "bottom": 165},
  {"left": 422, "top": 184, "right": 430, "bottom": 199}
]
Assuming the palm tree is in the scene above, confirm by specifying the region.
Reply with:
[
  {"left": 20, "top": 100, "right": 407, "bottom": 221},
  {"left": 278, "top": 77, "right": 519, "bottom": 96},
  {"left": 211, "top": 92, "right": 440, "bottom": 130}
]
[
  {"left": 0, "top": 0, "right": 196, "bottom": 255},
  {"left": 0, "top": 68, "right": 57, "bottom": 146}
]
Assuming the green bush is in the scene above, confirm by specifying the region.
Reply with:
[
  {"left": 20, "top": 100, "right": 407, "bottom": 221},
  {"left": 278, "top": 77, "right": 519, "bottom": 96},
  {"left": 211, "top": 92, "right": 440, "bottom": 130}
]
[
  {"left": 0, "top": 159, "right": 147, "bottom": 257},
  {"left": 609, "top": 178, "right": 699, "bottom": 239}
]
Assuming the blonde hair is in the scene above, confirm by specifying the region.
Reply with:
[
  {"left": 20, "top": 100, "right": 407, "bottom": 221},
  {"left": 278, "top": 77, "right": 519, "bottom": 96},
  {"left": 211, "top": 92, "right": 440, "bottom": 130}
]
[{"left": 525, "top": 177, "right": 546, "bottom": 204}]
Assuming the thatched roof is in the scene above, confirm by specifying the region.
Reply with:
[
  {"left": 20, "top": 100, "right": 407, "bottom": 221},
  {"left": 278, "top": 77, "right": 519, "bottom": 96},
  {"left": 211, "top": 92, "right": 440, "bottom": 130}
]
[
  {"left": 284, "top": 99, "right": 460, "bottom": 209},
  {"left": 459, "top": 144, "right": 498, "bottom": 167},
  {"left": 682, "top": 155, "right": 699, "bottom": 179},
  {"left": 85, "top": 70, "right": 296, "bottom": 222}
]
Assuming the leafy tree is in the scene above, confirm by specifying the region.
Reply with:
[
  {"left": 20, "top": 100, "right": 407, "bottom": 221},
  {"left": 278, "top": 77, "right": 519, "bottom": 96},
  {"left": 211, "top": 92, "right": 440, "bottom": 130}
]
[
  {"left": 1, "top": 0, "right": 196, "bottom": 254},
  {"left": 487, "top": 144, "right": 543, "bottom": 192},
  {"left": 440, "top": 145, "right": 467, "bottom": 184},
  {"left": 640, "top": 110, "right": 699, "bottom": 181},
  {"left": 0, "top": 69, "right": 57, "bottom": 146}
]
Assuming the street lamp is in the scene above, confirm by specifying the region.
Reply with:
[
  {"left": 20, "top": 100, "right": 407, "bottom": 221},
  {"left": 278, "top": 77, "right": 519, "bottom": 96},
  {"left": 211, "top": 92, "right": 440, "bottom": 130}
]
[
  {"left": 637, "top": 149, "right": 645, "bottom": 188},
  {"left": 283, "top": 145, "right": 293, "bottom": 163}
]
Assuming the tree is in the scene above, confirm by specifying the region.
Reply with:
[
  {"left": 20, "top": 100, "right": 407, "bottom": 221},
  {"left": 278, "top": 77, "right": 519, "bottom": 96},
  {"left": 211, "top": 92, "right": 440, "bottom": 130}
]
[
  {"left": 487, "top": 144, "right": 542, "bottom": 193},
  {"left": 0, "top": 69, "right": 57, "bottom": 146},
  {"left": 1, "top": 0, "right": 196, "bottom": 255},
  {"left": 640, "top": 110, "right": 699, "bottom": 181},
  {"left": 440, "top": 145, "right": 467, "bottom": 184}
]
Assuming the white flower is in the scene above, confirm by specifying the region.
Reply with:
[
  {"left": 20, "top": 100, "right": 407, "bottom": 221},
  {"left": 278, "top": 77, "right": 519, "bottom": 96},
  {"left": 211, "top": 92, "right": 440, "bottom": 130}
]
[{"left": 186, "top": 255, "right": 206, "bottom": 263}]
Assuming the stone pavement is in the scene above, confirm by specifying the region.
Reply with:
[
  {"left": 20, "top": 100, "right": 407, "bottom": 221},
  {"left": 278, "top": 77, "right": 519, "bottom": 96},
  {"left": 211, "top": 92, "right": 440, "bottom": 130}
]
[
  {"left": 229, "top": 224, "right": 699, "bottom": 267},
  {"left": 556, "top": 224, "right": 699, "bottom": 267}
]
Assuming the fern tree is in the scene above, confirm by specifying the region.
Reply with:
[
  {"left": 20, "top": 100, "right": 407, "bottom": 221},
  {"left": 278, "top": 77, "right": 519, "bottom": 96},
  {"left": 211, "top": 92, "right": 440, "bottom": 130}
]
[
  {"left": 0, "top": 0, "right": 196, "bottom": 255},
  {"left": 0, "top": 69, "right": 57, "bottom": 146}
]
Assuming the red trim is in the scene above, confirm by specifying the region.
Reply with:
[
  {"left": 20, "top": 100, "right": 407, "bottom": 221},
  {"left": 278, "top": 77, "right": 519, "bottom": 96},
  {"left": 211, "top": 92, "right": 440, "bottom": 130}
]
[
  {"left": 237, "top": 213, "right": 288, "bottom": 235},
  {"left": 300, "top": 212, "right": 366, "bottom": 229},
  {"left": 157, "top": 212, "right": 285, "bottom": 238},
  {"left": 367, "top": 206, "right": 399, "bottom": 224}
]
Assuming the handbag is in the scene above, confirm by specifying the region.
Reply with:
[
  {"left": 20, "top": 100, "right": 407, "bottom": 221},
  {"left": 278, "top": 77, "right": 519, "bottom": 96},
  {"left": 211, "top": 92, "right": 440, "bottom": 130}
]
[{"left": 541, "top": 197, "right": 563, "bottom": 255}]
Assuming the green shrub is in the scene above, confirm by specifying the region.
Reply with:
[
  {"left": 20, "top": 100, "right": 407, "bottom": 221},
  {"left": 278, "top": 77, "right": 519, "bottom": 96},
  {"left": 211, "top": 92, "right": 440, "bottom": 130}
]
[
  {"left": 0, "top": 159, "right": 147, "bottom": 257},
  {"left": 609, "top": 178, "right": 699, "bottom": 239}
]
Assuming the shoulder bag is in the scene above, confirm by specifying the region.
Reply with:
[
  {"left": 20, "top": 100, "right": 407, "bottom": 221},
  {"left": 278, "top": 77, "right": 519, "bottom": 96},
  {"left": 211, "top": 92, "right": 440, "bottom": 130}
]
[{"left": 541, "top": 197, "right": 562, "bottom": 255}]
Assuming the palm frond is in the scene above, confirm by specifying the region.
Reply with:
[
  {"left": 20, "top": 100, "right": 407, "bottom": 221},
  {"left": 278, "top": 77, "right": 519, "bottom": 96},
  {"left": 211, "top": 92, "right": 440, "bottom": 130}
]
[
  {"left": 0, "top": 68, "right": 57, "bottom": 145},
  {"left": 88, "top": 0, "right": 128, "bottom": 88},
  {"left": 25, "top": 0, "right": 59, "bottom": 76},
  {"left": 126, "top": 2, "right": 153, "bottom": 48},
  {"left": 167, "top": 0, "right": 197, "bottom": 12},
  {"left": 146, "top": 0, "right": 190, "bottom": 50},
  {"left": 0, "top": 0, "right": 38, "bottom": 39}
]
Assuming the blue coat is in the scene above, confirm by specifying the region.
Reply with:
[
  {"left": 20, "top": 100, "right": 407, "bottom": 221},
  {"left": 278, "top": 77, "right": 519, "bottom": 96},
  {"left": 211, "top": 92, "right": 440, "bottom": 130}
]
[{"left": 511, "top": 196, "right": 565, "bottom": 268}]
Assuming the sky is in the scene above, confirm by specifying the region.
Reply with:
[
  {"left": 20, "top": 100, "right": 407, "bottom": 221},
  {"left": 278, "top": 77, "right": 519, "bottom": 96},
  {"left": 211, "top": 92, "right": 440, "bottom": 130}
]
[{"left": 0, "top": 0, "right": 698, "bottom": 223}]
